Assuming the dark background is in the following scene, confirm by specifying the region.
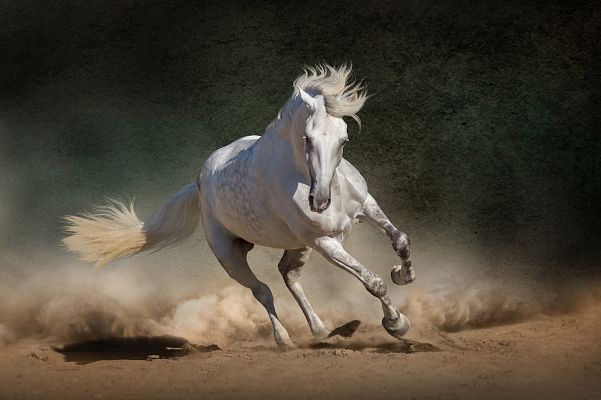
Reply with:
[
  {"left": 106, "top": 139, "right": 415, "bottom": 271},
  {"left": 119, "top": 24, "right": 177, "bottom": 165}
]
[{"left": 1, "top": 0, "right": 599, "bottom": 278}]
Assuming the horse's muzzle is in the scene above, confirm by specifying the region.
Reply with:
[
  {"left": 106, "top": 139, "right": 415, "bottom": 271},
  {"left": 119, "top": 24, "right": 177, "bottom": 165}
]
[{"left": 309, "top": 195, "right": 331, "bottom": 213}]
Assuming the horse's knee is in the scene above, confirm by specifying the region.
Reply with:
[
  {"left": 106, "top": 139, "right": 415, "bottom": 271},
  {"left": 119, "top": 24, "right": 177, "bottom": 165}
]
[
  {"left": 392, "top": 231, "right": 410, "bottom": 259},
  {"left": 366, "top": 274, "right": 387, "bottom": 298}
]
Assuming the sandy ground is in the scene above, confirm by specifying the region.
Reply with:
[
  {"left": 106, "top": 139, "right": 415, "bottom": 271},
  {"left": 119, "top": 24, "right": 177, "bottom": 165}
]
[{"left": 0, "top": 304, "right": 599, "bottom": 400}]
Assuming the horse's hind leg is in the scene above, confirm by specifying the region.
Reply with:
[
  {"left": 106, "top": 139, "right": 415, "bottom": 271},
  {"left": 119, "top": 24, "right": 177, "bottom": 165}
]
[
  {"left": 278, "top": 248, "right": 329, "bottom": 340},
  {"left": 360, "top": 194, "right": 415, "bottom": 286},
  {"left": 312, "top": 236, "right": 411, "bottom": 339},
  {"left": 203, "top": 222, "right": 293, "bottom": 349}
]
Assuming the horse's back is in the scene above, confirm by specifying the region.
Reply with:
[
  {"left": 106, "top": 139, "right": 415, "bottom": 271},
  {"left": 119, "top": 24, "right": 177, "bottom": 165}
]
[{"left": 201, "top": 135, "right": 260, "bottom": 176}]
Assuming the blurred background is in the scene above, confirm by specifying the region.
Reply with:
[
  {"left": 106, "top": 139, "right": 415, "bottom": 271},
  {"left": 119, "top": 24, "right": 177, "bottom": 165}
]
[{"left": 0, "top": 0, "right": 599, "bottom": 341}]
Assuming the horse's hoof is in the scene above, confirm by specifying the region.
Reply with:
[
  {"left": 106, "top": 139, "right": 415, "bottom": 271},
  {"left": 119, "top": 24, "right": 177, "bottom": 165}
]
[
  {"left": 277, "top": 342, "right": 297, "bottom": 352},
  {"left": 382, "top": 315, "right": 411, "bottom": 339},
  {"left": 327, "top": 320, "right": 362, "bottom": 339},
  {"left": 391, "top": 265, "right": 415, "bottom": 286}
]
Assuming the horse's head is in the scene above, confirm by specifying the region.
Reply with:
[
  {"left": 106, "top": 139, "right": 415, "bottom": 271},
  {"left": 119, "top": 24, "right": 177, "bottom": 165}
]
[{"left": 297, "top": 87, "right": 349, "bottom": 213}]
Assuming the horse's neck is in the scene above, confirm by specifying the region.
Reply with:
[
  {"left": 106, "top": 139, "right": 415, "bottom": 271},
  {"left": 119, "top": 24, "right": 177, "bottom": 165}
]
[
  {"left": 258, "top": 99, "right": 309, "bottom": 176},
  {"left": 268, "top": 96, "right": 307, "bottom": 140}
]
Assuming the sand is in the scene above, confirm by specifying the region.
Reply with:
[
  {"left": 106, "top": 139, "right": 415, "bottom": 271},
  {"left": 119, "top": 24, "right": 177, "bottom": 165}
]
[{"left": 1, "top": 303, "right": 599, "bottom": 400}]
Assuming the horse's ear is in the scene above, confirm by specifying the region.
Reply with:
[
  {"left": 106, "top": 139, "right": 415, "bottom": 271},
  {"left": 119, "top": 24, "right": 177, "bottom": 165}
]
[{"left": 297, "top": 85, "right": 317, "bottom": 111}]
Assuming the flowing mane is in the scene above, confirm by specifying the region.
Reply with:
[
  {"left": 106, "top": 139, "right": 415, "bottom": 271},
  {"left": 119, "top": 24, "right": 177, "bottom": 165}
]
[{"left": 267, "top": 64, "right": 368, "bottom": 131}]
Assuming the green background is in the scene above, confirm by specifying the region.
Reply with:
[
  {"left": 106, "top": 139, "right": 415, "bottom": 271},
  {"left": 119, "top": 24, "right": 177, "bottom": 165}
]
[{"left": 1, "top": 0, "right": 599, "bottom": 279}]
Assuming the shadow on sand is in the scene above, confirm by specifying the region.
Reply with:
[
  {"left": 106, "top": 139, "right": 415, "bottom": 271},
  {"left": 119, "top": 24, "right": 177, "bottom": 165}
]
[
  {"left": 53, "top": 329, "right": 438, "bottom": 365},
  {"left": 311, "top": 320, "right": 440, "bottom": 354},
  {"left": 310, "top": 338, "right": 441, "bottom": 354},
  {"left": 54, "top": 335, "right": 220, "bottom": 365}
]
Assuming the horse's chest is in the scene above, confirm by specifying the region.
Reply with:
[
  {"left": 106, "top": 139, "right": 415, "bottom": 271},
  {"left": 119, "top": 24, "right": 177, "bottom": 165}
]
[{"left": 281, "top": 188, "right": 359, "bottom": 243}]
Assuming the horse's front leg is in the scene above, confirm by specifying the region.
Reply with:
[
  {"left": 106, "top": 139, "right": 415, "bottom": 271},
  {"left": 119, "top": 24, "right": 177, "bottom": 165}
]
[
  {"left": 312, "top": 236, "right": 410, "bottom": 338},
  {"left": 360, "top": 194, "right": 415, "bottom": 286},
  {"left": 278, "top": 248, "right": 329, "bottom": 340}
]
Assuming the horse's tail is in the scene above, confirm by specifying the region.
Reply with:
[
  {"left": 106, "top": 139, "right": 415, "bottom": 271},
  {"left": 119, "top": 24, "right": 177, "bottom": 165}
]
[{"left": 63, "top": 182, "right": 201, "bottom": 267}]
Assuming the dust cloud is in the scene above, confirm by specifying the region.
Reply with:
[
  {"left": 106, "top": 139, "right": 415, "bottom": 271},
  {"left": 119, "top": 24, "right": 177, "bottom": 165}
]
[
  {"left": 401, "top": 279, "right": 598, "bottom": 335},
  {"left": 0, "top": 251, "right": 597, "bottom": 348},
  {"left": 0, "top": 263, "right": 281, "bottom": 347}
]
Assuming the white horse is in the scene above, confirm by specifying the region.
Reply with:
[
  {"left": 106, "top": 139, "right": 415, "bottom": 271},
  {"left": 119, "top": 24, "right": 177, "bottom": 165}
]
[{"left": 64, "top": 64, "right": 415, "bottom": 349}]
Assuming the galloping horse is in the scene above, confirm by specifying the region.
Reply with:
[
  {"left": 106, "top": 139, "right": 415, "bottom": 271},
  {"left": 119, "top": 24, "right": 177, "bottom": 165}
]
[{"left": 64, "top": 64, "right": 415, "bottom": 348}]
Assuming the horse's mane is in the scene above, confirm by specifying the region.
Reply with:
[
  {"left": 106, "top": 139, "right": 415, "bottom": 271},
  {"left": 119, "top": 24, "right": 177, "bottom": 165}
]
[
  {"left": 294, "top": 64, "right": 367, "bottom": 127},
  {"left": 267, "top": 64, "right": 368, "bottom": 131}
]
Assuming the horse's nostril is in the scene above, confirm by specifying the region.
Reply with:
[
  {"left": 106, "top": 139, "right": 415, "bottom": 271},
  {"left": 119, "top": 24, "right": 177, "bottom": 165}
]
[{"left": 308, "top": 195, "right": 330, "bottom": 213}]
